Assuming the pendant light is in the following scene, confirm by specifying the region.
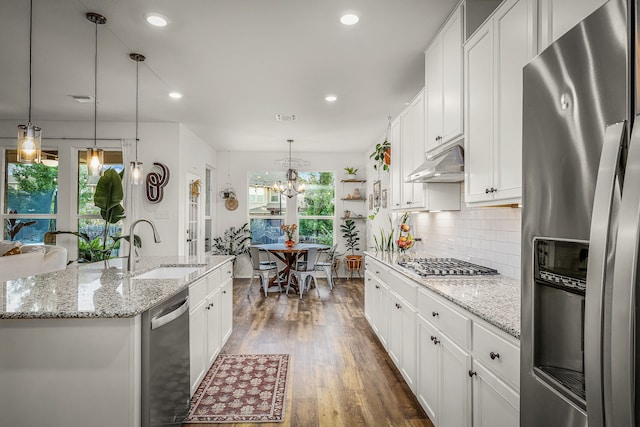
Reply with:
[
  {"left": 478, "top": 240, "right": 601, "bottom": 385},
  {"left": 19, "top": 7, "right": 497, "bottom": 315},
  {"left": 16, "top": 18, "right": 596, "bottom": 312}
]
[
  {"left": 129, "top": 53, "right": 145, "bottom": 185},
  {"left": 273, "top": 139, "right": 306, "bottom": 198},
  {"left": 17, "top": 0, "right": 41, "bottom": 164},
  {"left": 86, "top": 12, "right": 106, "bottom": 179}
]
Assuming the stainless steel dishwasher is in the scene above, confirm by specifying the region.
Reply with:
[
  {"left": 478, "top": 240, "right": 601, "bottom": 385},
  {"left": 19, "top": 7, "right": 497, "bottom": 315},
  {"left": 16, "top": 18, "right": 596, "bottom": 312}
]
[{"left": 141, "top": 289, "right": 190, "bottom": 426}]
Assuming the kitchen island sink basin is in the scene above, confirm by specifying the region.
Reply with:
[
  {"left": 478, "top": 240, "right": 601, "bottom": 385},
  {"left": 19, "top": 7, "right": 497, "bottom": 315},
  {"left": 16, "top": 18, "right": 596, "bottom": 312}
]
[{"left": 133, "top": 266, "right": 199, "bottom": 280}]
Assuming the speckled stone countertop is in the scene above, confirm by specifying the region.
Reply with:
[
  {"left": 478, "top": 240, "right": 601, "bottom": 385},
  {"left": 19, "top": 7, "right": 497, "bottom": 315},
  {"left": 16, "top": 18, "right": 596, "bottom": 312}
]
[
  {"left": 0, "top": 255, "right": 234, "bottom": 320},
  {"left": 365, "top": 251, "right": 521, "bottom": 339}
]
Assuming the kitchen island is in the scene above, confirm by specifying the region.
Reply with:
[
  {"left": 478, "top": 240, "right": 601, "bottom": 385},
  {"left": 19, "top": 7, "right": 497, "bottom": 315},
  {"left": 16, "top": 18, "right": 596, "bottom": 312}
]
[
  {"left": 0, "top": 255, "right": 234, "bottom": 427},
  {"left": 364, "top": 251, "right": 521, "bottom": 427}
]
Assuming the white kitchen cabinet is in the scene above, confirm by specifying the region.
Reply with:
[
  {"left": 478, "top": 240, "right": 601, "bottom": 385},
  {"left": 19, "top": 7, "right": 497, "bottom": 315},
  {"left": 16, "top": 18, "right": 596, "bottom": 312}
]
[
  {"left": 538, "top": 0, "right": 607, "bottom": 51},
  {"left": 471, "top": 360, "right": 520, "bottom": 427},
  {"left": 426, "top": 4, "right": 464, "bottom": 151},
  {"left": 189, "top": 260, "right": 234, "bottom": 396},
  {"left": 389, "top": 117, "right": 403, "bottom": 210},
  {"left": 189, "top": 278, "right": 208, "bottom": 395},
  {"left": 417, "top": 314, "right": 472, "bottom": 427},
  {"left": 400, "top": 89, "right": 426, "bottom": 209},
  {"left": 388, "top": 287, "right": 418, "bottom": 393},
  {"left": 464, "top": 0, "right": 537, "bottom": 205}
]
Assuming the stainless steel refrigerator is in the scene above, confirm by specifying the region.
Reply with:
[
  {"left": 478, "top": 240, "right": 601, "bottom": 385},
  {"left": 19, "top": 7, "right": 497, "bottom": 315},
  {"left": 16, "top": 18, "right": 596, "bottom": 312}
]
[{"left": 521, "top": 0, "right": 640, "bottom": 425}]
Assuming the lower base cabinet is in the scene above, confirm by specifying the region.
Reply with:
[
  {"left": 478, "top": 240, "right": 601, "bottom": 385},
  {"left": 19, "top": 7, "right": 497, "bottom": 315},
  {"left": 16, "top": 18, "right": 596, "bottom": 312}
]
[
  {"left": 189, "top": 261, "right": 234, "bottom": 396},
  {"left": 471, "top": 361, "right": 519, "bottom": 427},
  {"left": 417, "top": 315, "right": 472, "bottom": 426},
  {"left": 365, "top": 255, "right": 520, "bottom": 427}
]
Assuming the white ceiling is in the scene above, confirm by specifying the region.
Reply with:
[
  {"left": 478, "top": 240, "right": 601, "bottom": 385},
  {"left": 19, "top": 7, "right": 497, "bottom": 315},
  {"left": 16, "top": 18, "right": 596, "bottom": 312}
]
[{"left": 0, "top": 0, "right": 458, "bottom": 153}]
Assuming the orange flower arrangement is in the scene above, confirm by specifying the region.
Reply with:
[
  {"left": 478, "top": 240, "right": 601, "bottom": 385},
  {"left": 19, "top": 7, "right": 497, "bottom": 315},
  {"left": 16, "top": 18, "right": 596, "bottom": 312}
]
[{"left": 281, "top": 224, "right": 298, "bottom": 241}]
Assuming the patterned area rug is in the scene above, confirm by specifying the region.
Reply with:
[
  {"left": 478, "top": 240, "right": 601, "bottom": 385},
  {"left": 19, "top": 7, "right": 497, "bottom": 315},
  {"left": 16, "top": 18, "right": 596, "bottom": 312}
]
[{"left": 185, "top": 354, "right": 290, "bottom": 423}]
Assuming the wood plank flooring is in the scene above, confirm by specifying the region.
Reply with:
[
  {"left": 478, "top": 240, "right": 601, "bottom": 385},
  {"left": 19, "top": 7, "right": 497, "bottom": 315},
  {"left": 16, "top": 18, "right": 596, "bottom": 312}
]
[{"left": 184, "top": 277, "right": 433, "bottom": 427}]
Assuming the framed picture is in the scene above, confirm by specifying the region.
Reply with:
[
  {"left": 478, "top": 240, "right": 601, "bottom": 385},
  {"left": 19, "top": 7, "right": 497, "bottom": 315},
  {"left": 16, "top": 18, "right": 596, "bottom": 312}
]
[
  {"left": 368, "top": 193, "right": 373, "bottom": 210},
  {"left": 381, "top": 189, "right": 388, "bottom": 209},
  {"left": 373, "top": 180, "right": 381, "bottom": 208}
]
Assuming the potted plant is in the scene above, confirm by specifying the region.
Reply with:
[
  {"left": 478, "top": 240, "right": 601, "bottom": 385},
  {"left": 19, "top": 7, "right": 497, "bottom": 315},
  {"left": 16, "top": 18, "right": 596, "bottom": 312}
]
[
  {"left": 52, "top": 169, "right": 137, "bottom": 262},
  {"left": 340, "top": 219, "right": 362, "bottom": 276},
  {"left": 344, "top": 167, "right": 358, "bottom": 180},
  {"left": 369, "top": 139, "right": 391, "bottom": 172},
  {"left": 280, "top": 223, "right": 298, "bottom": 247},
  {"left": 212, "top": 223, "right": 251, "bottom": 256}
]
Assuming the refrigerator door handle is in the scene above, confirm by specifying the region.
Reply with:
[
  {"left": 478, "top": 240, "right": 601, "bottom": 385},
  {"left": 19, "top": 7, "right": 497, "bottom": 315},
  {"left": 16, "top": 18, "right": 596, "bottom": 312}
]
[
  {"left": 610, "top": 117, "right": 640, "bottom": 427},
  {"left": 585, "top": 121, "right": 626, "bottom": 427}
]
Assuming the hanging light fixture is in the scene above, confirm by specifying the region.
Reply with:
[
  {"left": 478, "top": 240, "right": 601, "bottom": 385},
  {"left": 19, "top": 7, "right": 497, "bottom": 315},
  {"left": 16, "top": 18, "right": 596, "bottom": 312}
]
[
  {"left": 129, "top": 53, "right": 145, "bottom": 185},
  {"left": 86, "top": 12, "right": 107, "bottom": 179},
  {"left": 273, "top": 139, "right": 306, "bottom": 198},
  {"left": 17, "top": 0, "right": 41, "bottom": 164}
]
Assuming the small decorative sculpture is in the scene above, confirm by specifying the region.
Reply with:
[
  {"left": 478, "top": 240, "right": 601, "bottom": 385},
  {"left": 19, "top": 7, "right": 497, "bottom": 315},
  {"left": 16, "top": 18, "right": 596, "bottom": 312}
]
[{"left": 146, "top": 162, "right": 170, "bottom": 203}]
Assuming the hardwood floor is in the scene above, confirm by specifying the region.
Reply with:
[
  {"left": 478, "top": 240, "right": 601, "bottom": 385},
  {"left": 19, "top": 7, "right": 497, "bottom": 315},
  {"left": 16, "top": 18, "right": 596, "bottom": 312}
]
[{"left": 184, "top": 277, "right": 433, "bottom": 427}]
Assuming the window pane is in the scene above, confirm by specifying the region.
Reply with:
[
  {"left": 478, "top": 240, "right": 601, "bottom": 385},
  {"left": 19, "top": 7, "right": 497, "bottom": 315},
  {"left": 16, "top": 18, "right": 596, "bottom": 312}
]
[
  {"left": 5, "top": 150, "right": 58, "bottom": 215},
  {"left": 78, "top": 151, "right": 123, "bottom": 215},
  {"left": 299, "top": 218, "right": 333, "bottom": 245},
  {"left": 248, "top": 171, "right": 287, "bottom": 216},
  {"left": 250, "top": 218, "right": 284, "bottom": 244},
  {"left": 77, "top": 219, "right": 123, "bottom": 261},
  {"left": 5, "top": 218, "right": 55, "bottom": 243},
  {"left": 297, "top": 172, "right": 335, "bottom": 216},
  {"left": 205, "top": 169, "right": 211, "bottom": 217},
  {"left": 205, "top": 218, "right": 212, "bottom": 252}
]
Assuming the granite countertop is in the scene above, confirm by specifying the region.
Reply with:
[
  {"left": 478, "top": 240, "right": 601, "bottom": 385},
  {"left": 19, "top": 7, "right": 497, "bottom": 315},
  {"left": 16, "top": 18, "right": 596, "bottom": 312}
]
[
  {"left": 365, "top": 251, "right": 521, "bottom": 339},
  {"left": 0, "top": 255, "right": 235, "bottom": 320}
]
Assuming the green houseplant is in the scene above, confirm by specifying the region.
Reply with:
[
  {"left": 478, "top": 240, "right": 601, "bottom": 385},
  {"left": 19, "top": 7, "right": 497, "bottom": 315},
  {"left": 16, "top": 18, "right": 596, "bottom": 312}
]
[
  {"left": 369, "top": 139, "right": 391, "bottom": 172},
  {"left": 212, "top": 223, "right": 251, "bottom": 256},
  {"left": 344, "top": 167, "right": 358, "bottom": 179},
  {"left": 340, "top": 219, "right": 362, "bottom": 277}
]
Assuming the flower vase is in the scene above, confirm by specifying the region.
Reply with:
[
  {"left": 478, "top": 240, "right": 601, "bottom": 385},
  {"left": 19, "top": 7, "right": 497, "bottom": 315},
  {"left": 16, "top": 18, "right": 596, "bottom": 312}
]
[{"left": 285, "top": 240, "right": 295, "bottom": 248}]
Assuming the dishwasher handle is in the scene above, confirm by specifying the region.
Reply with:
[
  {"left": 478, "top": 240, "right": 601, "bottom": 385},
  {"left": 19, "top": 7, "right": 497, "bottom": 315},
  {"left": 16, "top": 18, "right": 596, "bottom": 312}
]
[{"left": 151, "top": 297, "right": 189, "bottom": 330}]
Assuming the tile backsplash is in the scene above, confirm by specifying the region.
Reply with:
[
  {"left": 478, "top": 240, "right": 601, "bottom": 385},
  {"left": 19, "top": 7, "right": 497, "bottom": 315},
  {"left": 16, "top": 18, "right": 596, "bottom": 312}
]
[{"left": 412, "top": 207, "right": 521, "bottom": 280}]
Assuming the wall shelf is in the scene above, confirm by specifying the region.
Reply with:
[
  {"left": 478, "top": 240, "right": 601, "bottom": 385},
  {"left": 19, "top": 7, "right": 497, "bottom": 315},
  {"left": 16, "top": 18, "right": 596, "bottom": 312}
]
[
  {"left": 341, "top": 216, "right": 366, "bottom": 220},
  {"left": 341, "top": 198, "right": 365, "bottom": 201},
  {"left": 341, "top": 179, "right": 366, "bottom": 183}
]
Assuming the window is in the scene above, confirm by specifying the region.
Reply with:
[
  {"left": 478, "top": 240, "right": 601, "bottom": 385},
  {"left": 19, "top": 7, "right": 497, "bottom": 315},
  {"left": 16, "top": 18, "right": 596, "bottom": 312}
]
[
  {"left": 248, "top": 171, "right": 286, "bottom": 243},
  {"left": 3, "top": 150, "right": 58, "bottom": 243},
  {"left": 297, "top": 172, "right": 335, "bottom": 245},
  {"left": 248, "top": 170, "right": 335, "bottom": 245},
  {"left": 77, "top": 150, "right": 124, "bottom": 259}
]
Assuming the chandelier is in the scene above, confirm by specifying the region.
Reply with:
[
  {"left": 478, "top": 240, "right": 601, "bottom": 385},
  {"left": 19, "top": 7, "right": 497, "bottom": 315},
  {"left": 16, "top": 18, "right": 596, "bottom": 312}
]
[{"left": 273, "top": 139, "right": 306, "bottom": 198}]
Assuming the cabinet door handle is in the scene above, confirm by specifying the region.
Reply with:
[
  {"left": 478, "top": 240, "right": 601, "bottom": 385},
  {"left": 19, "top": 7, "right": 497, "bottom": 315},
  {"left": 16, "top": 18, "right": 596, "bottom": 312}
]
[
  {"left": 375, "top": 271, "right": 380, "bottom": 274},
  {"left": 397, "top": 303, "right": 402, "bottom": 309},
  {"left": 490, "top": 351, "right": 500, "bottom": 360},
  {"left": 485, "top": 188, "right": 490, "bottom": 194},
  {"left": 430, "top": 335, "right": 436, "bottom": 341},
  {"left": 468, "top": 370, "right": 477, "bottom": 378},
  {"left": 206, "top": 305, "right": 210, "bottom": 310},
  {"left": 432, "top": 311, "right": 439, "bottom": 317},
  {"left": 375, "top": 285, "right": 380, "bottom": 289},
  {"left": 223, "top": 290, "right": 227, "bottom": 294},
  {"left": 433, "top": 338, "right": 440, "bottom": 345}
]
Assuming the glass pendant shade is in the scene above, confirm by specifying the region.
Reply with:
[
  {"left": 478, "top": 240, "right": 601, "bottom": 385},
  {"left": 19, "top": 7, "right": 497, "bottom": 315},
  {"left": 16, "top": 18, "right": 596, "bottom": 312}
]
[
  {"left": 130, "top": 161, "right": 144, "bottom": 185},
  {"left": 17, "top": 124, "right": 41, "bottom": 164},
  {"left": 87, "top": 147, "right": 104, "bottom": 177}
]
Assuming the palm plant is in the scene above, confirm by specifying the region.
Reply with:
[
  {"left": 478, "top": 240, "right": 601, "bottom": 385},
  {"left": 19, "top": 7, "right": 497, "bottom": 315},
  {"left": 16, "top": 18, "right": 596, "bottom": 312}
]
[{"left": 212, "top": 223, "right": 251, "bottom": 256}]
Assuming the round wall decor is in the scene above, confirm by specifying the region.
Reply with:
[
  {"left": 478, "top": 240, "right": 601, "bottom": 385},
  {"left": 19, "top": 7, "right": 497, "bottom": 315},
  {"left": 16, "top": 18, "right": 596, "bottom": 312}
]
[{"left": 225, "top": 197, "right": 238, "bottom": 211}]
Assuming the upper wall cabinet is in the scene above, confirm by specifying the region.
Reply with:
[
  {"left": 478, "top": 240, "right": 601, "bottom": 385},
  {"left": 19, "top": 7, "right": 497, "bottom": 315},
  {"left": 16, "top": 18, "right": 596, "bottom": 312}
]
[
  {"left": 538, "top": 0, "right": 607, "bottom": 50},
  {"left": 464, "top": 0, "right": 537, "bottom": 205},
  {"left": 426, "top": 4, "right": 464, "bottom": 152}
]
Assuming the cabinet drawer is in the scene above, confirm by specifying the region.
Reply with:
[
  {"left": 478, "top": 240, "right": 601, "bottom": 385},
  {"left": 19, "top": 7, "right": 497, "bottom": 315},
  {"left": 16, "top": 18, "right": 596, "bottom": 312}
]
[
  {"left": 189, "top": 277, "right": 207, "bottom": 309},
  {"left": 206, "top": 268, "right": 222, "bottom": 294},
  {"left": 418, "top": 289, "right": 471, "bottom": 349},
  {"left": 221, "top": 262, "right": 234, "bottom": 281},
  {"left": 473, "top": 322, "right": 520, "bottom": 389},
  {"left": 389, "top": 270, "right": 417, "bottom": 307}
]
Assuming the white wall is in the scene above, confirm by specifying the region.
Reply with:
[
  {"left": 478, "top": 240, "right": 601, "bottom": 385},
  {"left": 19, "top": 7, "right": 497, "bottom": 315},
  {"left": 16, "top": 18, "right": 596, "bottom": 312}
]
[{"left": 216, "top": 150, "right": 365, "bottom": 278}]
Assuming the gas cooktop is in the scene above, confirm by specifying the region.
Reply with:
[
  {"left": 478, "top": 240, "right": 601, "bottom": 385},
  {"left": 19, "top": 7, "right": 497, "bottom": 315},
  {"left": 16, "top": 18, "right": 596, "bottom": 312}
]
[{"left": 397, "top": 257, "right": 499, "bottom": 276}]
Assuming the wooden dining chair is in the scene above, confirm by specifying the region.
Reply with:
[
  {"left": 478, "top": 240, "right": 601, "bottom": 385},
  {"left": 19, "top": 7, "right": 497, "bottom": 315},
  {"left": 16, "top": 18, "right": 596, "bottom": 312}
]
[
  {"left": 286, "top": 248, "right": 322, "bottom": 298},
  {"left": 248, "top": 246, "right": 279, "bottom": 297}
]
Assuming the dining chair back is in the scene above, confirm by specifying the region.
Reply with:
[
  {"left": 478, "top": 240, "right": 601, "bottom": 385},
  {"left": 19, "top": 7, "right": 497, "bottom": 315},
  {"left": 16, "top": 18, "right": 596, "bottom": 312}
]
[
  {"left": 316, "top": 243, "right": 339, "bottom": 290},
  {"left": 286, "top": 248, "right": 322, "bottom": 298},
  {"left": 248, "top": 246, "right": 279, "bottom": 297}
]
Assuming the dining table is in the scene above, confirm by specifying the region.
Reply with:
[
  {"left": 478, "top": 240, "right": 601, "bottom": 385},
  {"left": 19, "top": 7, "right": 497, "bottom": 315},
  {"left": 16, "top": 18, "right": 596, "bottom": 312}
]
[{"left": 254, "top": 243, "right": 330, "bottom": 290}]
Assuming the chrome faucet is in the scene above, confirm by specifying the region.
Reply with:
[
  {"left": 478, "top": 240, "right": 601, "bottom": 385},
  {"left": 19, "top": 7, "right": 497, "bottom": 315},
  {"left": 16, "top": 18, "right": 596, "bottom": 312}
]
[{"left": 128, "top": 218, "right": 162, "bottom": 271}]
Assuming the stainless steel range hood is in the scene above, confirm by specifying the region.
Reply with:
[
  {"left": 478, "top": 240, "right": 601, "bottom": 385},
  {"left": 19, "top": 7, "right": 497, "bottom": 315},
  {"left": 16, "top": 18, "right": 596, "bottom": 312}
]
[{"left": 406, "top": 143, "right": 464, "bottom": 183}]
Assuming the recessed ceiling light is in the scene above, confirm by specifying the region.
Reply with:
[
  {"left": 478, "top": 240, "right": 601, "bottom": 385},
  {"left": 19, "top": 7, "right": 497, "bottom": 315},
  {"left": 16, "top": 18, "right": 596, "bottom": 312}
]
[
  {"left": 325, "top": 95, "right": 337, "bottom": 102},
  {"left": 146, "top": 12, "right": 170, "bottom": 27},
  {"left": 169, "top": 92, "right": 182, "bottom": 99},
  {"left": 340, "top": 14, "right": 359, "bottom": 25}
]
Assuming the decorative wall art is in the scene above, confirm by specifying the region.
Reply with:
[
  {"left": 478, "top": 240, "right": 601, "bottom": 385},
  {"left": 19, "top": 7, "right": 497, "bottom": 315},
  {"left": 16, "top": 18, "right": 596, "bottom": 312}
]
[
  {"left": 373, "top": 180, "right": 381, "bottom": 208},
  {"left": 382, "top": 189, "right": 388, "bottom": 209},
  {"left": 369, "top": 194, "right": 373, "bottom": 210},
  {"left": 146, "top": 162, "right": 170, "bottom": 203}
]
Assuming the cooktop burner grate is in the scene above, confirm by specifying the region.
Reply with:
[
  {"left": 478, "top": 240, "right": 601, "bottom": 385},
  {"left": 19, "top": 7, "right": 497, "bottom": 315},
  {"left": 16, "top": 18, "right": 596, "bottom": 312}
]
[{"left": 397, "top": 257, "right": 499, "bottom": 276}]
